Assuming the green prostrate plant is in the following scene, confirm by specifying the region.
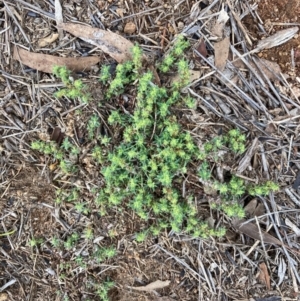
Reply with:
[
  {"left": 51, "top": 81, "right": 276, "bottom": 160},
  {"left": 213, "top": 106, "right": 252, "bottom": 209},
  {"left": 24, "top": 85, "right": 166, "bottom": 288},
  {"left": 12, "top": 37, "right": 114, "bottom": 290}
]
[
  {"left": 224, "top": 128, "right": 246, "bottom": 153},
  {"left": 99, "top": 65, "right": 111, "bottom": 84},
  {"left": 93, "top": 37, "right": 226, "bottom": 239},
  {"left": 160, "top": 35, "right": 190, "bottom": 73},
  {"left": 31, "top": 138, "right": 78, "bottom": 174},
  {"left": 197, "top": 132, "right": 279, "bottom": 219},
  {"left": 53, "top": 65, "right": 90, "bottom": 103},
  {"left": 87, "top": 115, "right": 100, "bottom": 139},
  {"left": 95, "top": 279, "right": 114, "bottom": 301}
]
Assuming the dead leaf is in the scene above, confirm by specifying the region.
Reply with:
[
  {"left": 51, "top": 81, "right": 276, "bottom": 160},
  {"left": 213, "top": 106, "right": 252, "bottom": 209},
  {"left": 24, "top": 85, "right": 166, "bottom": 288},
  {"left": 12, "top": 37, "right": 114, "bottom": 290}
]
[
  {"left": 285, "top": 217, "right": 300, "bottom": 236},
  {"left": 234, "top": 220, "right": 300, "bottom": 255},
  {"left": 244, "top": 198, "right": 258, "bottom": 216},
  {"left": 124, "top": 22, "right": 136, "bottom": 34},
  {"left": 237, "top": 137, "right": 258, "bottom": 174},
  {"left": 0, "top": 293, "right": 8, "bottom": 301},
  {"left": 258, "top": 262, "right": 271, "bottom": 290},
  {"left": 232, "top": 219, "right": 283, "bottom": 246},
  {"left": 232, "top": 57, "right": 281, "bottom": 82},
  {"left": 116, "top": 8, "right": 124, "bottom": 18},
  {"left": 214, "top": 37, "right": 230, "bottom": 71},
  {"left": 265, "top": 122, "right": 277, "bottom": 134},
  {"left": 13, "top": 46, "right": 100, "bottom": 73},
  {"left": 277, "top": 257, "right": 287, "bottom": 286},
  {"left": 55, "top": 0, "right": 63, "bottom": 24},
  {"left": 189, "top": 1, "right": 201, "bottom": 22},
  {"left": 194, "top": 39, "right": 207, "bottom": 59},
  {"left": 128, "top": 280, "right": 170, "bottom": 292},
  {"left": 38, "top": 33, "right": 59, "bottom": 47},
  {"left": 171, "top": 70, "right": 201, "bottom": 84},
  {"left": 211, "top": 7, "right": 229, "bottom": 38},
  {"left": 154, "top": 298, "right": 176, "bottom": 301},
  {"left": 59, "top": 22, "right": 134, "bottom": 63},
  {"left": 256, "top": 27, "right": 299, "bottom": 51}
]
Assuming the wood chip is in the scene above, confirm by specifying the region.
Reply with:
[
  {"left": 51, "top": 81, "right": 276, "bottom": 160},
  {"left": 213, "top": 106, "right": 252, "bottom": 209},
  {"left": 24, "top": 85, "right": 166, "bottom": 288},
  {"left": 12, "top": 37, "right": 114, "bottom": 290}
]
[{"left": 124, "top": 22, "right": 136, "bottom": 34}]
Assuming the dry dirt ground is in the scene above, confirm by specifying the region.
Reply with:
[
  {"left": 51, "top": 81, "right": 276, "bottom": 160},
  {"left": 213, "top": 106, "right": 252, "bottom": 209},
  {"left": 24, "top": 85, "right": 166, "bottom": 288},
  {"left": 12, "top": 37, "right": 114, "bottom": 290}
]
[{"left": 1, "top": 0, "right": 300, "bottom": 301}]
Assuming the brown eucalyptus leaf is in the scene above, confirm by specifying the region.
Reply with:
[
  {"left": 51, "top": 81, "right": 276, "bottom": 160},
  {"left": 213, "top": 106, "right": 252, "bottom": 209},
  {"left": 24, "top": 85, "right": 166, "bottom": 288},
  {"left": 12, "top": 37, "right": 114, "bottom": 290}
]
[
  {"left": 13, "top": 46, "right": 100, "bottom": 73},
  {"left": 59, "top": 22, "right": 134, "bottom": 63},
  {"left": 258, "top": 262, "right": 271, "bottom": 290},
  {"left": 232, "top": 219, "right": 283, "bottom": 246},
  {"left": 128, "top": 280, "right": 170, "bottom": 291},
  {"left": 214, "top": 37, "right": 230, "bottom": 71},
  {"left": 38, "top": 33, "right": 59, "bottom": 47}
]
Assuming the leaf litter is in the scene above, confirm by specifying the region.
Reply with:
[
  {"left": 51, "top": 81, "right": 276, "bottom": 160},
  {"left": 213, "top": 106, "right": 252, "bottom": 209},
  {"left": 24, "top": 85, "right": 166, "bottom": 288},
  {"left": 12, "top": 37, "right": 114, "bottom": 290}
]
[{"left": 2, "top": 0, "right": 300, "bottom": 300}]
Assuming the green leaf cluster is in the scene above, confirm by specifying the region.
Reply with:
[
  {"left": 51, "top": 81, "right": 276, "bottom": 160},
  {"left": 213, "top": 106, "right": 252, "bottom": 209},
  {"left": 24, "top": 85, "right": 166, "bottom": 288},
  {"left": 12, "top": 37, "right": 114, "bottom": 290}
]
[
  {"left": 53, "top": 65, "right": 90, "bottom": 103},
  {"left": 160, "top": 35, "right": 190, "bottom": 73},
  {"left": 197, "top": 132, "right": 279, "bottom": 219},
  {"left": 31, "top": 139, "right": 79, "bottom": 174},
  {"left": 92, "top": 41, "right": 224, "bottom": 239}
]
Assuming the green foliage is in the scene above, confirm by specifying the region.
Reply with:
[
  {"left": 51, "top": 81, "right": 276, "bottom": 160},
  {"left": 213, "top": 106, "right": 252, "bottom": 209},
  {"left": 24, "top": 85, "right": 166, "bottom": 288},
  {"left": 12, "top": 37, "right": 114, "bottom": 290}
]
[
  {"left": 88, "top": 115, "right": 100, "bottom": 139},
  {"left": 53, "top": 66, "right": 90, "bottom": 103},
  {"left": 93, "top": 41, "right": 224, "bottom": 240},
  {"left": 99, "top": 65, "right": 111, "bottom": 84},
  {"left": 198, "top": 133, "right": 279, "bottom": 218},
  {"left": 225, "top": 128, "right": 246, "bottom": 153},
  {"left": 29, "top": 237, "right": 43, "bottom": 247},
  {"left": 95, "top": 279, "right": 114, "bottom": 301},
  {"left": 93, "top": 246, "right": 117, "bottom": 263},
  {"left": 31, "top": 138, "right": 79, "bottom": 174},
  {"left": 32, "top": 39, "right": 280, "bottom": 256},
  {"left": 160, "top": 35, "right": 190, "bottom": 73},
  {"left": 64, "top": 232, "right": 79, "bottom": 250}
]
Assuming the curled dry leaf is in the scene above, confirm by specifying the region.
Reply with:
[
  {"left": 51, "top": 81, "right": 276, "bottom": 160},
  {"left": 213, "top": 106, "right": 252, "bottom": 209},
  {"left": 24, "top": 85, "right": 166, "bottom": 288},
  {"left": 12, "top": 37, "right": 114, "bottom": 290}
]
[
  {"left": 285, "top": 217, "right": 300, "bottom": 236},
  {"left": 124, "top": 22, "right": 136, "bottom": 34},
  {"left": 211, "top": 7, "right": 229, "bottom": 38},
  {"left": 237, "top": 137, "right": 258, "bottom": 174},
  {"left": 0, "top": 293, "right": 8, "bottom": 301},
  {"left": 171, "top": 70, "right": 201, "bottom": 85},
  {"left": 258, "top": 262, "right": 271, "bottom": 290},
  {"left": 128, "top": 280, "right": 170, "bottom": 291},
  {"left": 38, "top": 33, "right": 59, "bottom": 47},
  {"left": 214, "top": 37, "right": 230, "bottom": 71},
  {"left": 13, "top": 46, "right": 100, "bottom": 73},
  {"left": 256, "top": 27, "right": 299, "bottom": 51},
  {"left": 59, "top": 22, "right": 134, "bottom": 63},
  {"left": 194, "top": 39, "right": 207, "bottom": 59}
]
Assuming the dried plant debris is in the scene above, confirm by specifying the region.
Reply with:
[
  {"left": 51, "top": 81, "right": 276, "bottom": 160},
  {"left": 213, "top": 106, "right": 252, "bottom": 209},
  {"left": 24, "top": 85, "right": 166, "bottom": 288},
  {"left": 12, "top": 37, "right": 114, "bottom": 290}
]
[
  {"left": 1, "top": 0, "right": 300, "bottom": 300},
  {"left": 13, "top": 46, "right": 100, "bottom": 73},
  {"left": 59, "top": 22, "right": 135, "bottom": 63}
]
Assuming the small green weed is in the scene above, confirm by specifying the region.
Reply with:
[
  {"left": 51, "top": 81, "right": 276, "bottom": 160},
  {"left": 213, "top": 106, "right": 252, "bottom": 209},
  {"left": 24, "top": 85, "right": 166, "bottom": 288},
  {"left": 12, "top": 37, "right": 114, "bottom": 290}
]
[
  {"left": 31, "top": 36, "right": 280, "bottom": 244},
  {"left": 53, "top": 66, "right": 90, "bottom": 103}
]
